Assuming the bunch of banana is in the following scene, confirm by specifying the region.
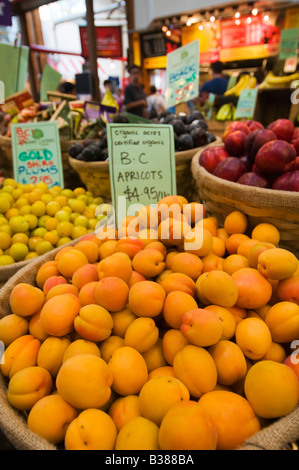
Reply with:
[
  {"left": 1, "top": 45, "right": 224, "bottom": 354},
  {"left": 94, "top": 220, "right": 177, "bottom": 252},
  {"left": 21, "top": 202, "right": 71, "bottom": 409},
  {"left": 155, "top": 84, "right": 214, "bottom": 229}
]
[
  {"left": 224, "top": 74, "right": 257, "bottom": 96},
  {"left": 259, "top": 71, "right": 299, "bottom": 89},
  {"left": 215, "top": 103, "right": 236, "bottom": 121}
]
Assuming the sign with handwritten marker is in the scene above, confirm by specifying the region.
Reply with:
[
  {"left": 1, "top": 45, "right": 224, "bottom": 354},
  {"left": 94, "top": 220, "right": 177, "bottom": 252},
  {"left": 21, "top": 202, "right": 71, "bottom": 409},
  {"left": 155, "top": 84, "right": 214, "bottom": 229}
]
[
  {"left": 235, "top": 88, "right": 258, "bottom": 119},
  {"left": 107, "top": 123, "right": 176, "bottom": 225},
  {"left": 165, "top": 40, "right": 199, "bottom": 109},
  {"left": 11, "top": 121, "right": 64, "bottom": 188}
]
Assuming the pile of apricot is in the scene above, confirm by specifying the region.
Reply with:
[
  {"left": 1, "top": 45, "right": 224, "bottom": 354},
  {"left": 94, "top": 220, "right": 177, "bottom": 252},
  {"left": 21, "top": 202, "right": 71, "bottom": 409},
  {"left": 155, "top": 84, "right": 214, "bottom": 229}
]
[{"left": 0, "top": 194, "right": 298, "bottom": 450}]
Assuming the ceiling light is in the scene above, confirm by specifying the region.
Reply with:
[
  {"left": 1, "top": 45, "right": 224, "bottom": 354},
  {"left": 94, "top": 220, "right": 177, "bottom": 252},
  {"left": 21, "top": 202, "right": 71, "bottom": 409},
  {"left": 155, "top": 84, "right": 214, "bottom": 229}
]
[
  {"left": 166, "top": 30, "right": 171, "bottom": 36},
  {"left": 252, "top": 8, "right": 258, "bottom": 16},
  {"left": 246, "top": 16, "right": 252, "bottom": 24},
  {"left": 263, "top": 14, "right": 269, "bottom": 21},
  {"left": 210, "top": 15, "right": 215, "bottom": 22},
  {"left": 162, "top": 25, "right": 168, "bottom": 32},
  {"left": 235, "top": 11, "right": 241, "bottom": 18},
  {"left": 235, "top": 19, "right": 241, "bottom": 25},
  {"left": 198, "top": 24, "right": 203, "bottom": 30}
]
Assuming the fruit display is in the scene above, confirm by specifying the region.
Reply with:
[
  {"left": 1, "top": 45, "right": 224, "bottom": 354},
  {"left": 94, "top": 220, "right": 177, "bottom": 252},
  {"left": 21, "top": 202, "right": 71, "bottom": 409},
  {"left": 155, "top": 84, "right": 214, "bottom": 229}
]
[
  {"left": 68, "top": 111, "right": 217, "bottom": 162},
  {"left": 215, "top": 103, "right": 236, "bottom": 122},
  {"left": 198, "top": 118, "right": 299, "bottom": 192},
  {"left": 0, "top": 194, "right": 298, "bottom": 450},
  {"left": 0, "top": 178, "right": 104, "bottom": 265},
  {"left": 224, "top": 74, "right": 257, "bottom": 97},
  {"left": 259, "top": 71, "right": 299, "bottom": 89}
]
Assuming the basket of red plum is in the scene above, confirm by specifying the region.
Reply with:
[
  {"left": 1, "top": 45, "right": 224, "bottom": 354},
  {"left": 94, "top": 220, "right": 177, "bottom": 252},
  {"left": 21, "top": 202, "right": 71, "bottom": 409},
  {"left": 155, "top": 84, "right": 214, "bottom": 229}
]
[{"left": 191, "top": 118, "right": 299, "bottom": 256}]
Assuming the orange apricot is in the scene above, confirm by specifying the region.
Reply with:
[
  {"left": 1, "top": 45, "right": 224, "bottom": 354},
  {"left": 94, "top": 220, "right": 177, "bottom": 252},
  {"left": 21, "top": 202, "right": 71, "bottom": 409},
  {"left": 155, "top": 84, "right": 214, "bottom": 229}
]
[
  {"left": 0, "top": 314, "right": 29, "bottom": 347},
  {"left": 137, "top": 205, "right": 159, "bottom": 229},
  {"left": 231, "top": 267, "right": 272, "bottom": 309},
  {"left": 225, "top": 233, "right": 250, "bottom": 255},
  {"left": 108, "top": 395, "right": 141, "bottom": 431},
  {"left": 115, "top": 416, "right": 160, "bottom": 450},
  {"left": 115, "top": 237, "right": 144, "bottom": 259},
  {"left": 127, "top": 270, "right": 146, "bottom": 288},
  {"left": 247, "top": 241, "right": 276, "bottom": 268},
  {"left": 99, "top": 335, "right": 124, "bottom": 363},
  {"left": 148, "top": 365, "right": 175, "bottom": 379},
  {"left": 183, "top": 202, "right": 205, "bottom": 227},
  {"left": 37, "top": 336, "right": 71, "bottom": 377},
  {"left": 181, "top": 308, "right": 223, "bottom": 347},
  {"left": 224, "top": 210, "right": 248, "bottom": 235},
  {"left": 129, "top": 280, "right": 166, "bottom": 318},
  {"left": 199, "top": 390, "right": 260, "bottom": 450},
  {"left": 7, "top": 366, "right": 52, "bottom": 410},
  {"left": 237, "top": 238, "right": 260, "bottom": 258},
  {"left": 235, "top": 317, "right": 272, "bottom": 360},
  {"left": 78, "top": 281, "right": 97, "bottom": 306},
  {"left": 0, "top": 334, "right": 41, "bottom": 378},
  {"left": 64, "top": 408, "right": 117, "bottom": 450},
  {"left": 74, "top": 240, "right": 99, "bottom": 263},
  {"left": 201, "top": 253, "right": 224, "bottom": 273},
  {"left": 57, "top": 248, "right": 88, "bottom": 279},
  {"left": 257, "top": 248, "right": 298, "bottom": 281},
  {"left": 261, "top": 341, "right": 286, "bottom": 363},
  {"left": 159, "top": 272, "right": 196, "bottom": 297},
  {"left": 251, "top": 223, "right": 280, "bottom": 245},
  {"left": 170, "top": 252, "right": 203, "bottom": 280},
  {"left": 28, "top": 311, "right": 49, "bottom": 342},
  {"left": 208, "top": 340, "right": 247, "bottom": 386},
  {"left": 46, "top": 284, "right": 79, "bottom": 301},
  {"left": 265, "top": 301, "right": 299, "bottom": 343},
  {"left": 244, "top": 360, "right": 299, "bottom": 418},
  {"left": 162, "top": 290, "right": 198, "bottom": 329},
  {"left": 173, "top": 345, "right": 217, "bottom": 398},
  {"left": 184, "top": 227, "right": 213, "bottom": 257},
  {"left": 124, "top": 317, "right": 159, "bottom": 353},
  {"left": 40, "top": 293, "right": 81, "bottom": 337},
  {"left": 56, "top": 354, "right": 113, "bottom": 409},
  {"left": 199, "top": 270, "right": 239, "bottom": 308},
  {"left": 36, "top": 260, "right": 59, "bottom": 289},
  {"left": 222, "top": 254, "right": 249, "bottom": 276},
  {"left": 139, "top": 375, "right": 190, "bottom": 426},
  {"left": 94, "top": 277, "right": 129, "bottom": 312},
  {"left": 158, "top": 401, "right": 217, "bottom": 450},
  {"left": 72, "top": 264, "right": 99, "bottom": 290},
  {"left": 276, "top": 275, "right": 299, "bottom": 304},
  {"left": 98, "top": 239, "right": 117, "bottom": 259},
  {"left": 204, "top": 305, "right": 236, "bottom": 340},
  {"left": 162, "top": 329, "right": 189, "bottom": 365},
  {"left": 97, "top": 252, "right": 132, "bottom": 283},
  {"left": 144, "top": 240, "right": 167, "bottom": 257},
  {"left": 10, "top": 283, "right": 45, "bottom": 317},
  {"left": 111, "top": 307, "right": 137, "bottom": 337},
  {"left": 212, "top": 236, "right": 226, "bottom": 257},
  {"left": 132, "top": 248, "right": 165, "bottom": 278},
  {"left": 27, "top": 393, "right": 78, "bottom": 444},
  {"left": 142, "top": 338, "right": 168, "bottom": 373},
  {"left": 43, "top": 275, "right": 67, "bottom": 295},
  {"left": 108, "top": 346, "right": 148, "bottom": 395},
  {"left": 74, "top": 304, "right": 113, "bottom": 342}
]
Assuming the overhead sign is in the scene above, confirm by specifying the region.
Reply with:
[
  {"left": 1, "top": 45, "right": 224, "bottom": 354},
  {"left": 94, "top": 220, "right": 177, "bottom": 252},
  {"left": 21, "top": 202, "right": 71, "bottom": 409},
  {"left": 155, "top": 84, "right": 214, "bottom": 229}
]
[
  {"left": 165, "top": 40, "right": 199, "bottom": 109},
  {"left": 79, "top": 26, "right": 123, "bottom": 58},
  {"left": 0, "top": 0, "right": 12, "bottom": 26},
  {"left": 107, "top": 123, "right": 176, "bottom": 226},
  {"left": 279, "top": 28, "right": 299, "bottom": 60},
  {"left": 11, "top": 121, "right": 64, "bottom": 188}
]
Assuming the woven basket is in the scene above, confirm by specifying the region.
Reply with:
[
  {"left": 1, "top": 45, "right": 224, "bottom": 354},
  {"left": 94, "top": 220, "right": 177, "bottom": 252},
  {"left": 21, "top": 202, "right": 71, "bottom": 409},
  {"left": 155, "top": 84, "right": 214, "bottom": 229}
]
[
  {"left": 0, "top": 136, "right": 82, "bottom": 190},
  {"left": 68, "top": 139, "right": 221, "bottom": 203},
  {"left": 0, "top": 243, "right": 298, "bottom": 450},
  {"left": 192, "top": 145, "right": 299, "bottom": 257}
]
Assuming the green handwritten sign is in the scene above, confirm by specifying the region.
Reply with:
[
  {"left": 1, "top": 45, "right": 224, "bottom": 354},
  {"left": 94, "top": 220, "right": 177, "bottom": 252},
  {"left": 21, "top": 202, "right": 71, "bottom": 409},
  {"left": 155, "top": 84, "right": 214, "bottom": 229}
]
[
  {"left": 235, "top": 88, "right": 258, "bottom": 119},
  {"left": 40, "top": 64, "right": 62, "bottom": 102},
  {"left": 279, "top": 28, "right": 299, "bottom": 60},
  {"left": 107, "top": 123, "right": 176, "bottom": 226},
  {"left": 11, "top": 121, "right": 64, "bottom": 188},
  {"left": 165, "top": 40, "right": 200, "bottom": 109}
]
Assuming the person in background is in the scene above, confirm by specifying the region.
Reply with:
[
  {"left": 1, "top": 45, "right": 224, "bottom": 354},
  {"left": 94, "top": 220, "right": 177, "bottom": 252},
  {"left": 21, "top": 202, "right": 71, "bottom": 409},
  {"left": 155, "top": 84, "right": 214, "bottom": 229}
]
[
  {"left": 198, "top": 60, "right": 229, "bottom": 106},
  {"left": 123, "top": 64, "right": 148, "bottom": 117},
  {"left": 147, "top": 85, "right": 166, "bottom": 118},
  {"left": 103, "top": 79, "right": 113, "bottom": 92},
  {"left": 114, "top": 87, "right": 124, "bottom": 113}
]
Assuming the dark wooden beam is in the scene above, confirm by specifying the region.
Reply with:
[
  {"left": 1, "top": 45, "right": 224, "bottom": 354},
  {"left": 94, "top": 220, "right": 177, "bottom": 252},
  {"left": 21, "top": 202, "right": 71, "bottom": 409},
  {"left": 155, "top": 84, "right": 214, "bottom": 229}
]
[
  {"left": 85, "top": 0, "right": 100, "bottom": 102},
  {"left": 125, "top": 0, "right": 134, "bottom": 68},
  {"left": 18, "top": 11, "right": 38, "bottom": 101}
]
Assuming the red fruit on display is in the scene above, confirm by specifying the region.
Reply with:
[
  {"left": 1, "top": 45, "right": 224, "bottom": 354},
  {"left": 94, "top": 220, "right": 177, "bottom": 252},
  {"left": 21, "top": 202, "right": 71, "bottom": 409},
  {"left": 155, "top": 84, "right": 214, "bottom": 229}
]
[
  {"left": 237, "top": 172, "right": 270, "bottom": 188},
  {"left": 255, "top": 140, "right": 296, "bottom": 176},
  {"left": 224, "top": 131, "right": 247, "bottom": 157},
  {"left": 222, "top": 121, "right": 250, "bottom": 141},
  {"left": 272, "top": 171, "right": 299, "bottom": 192},
  {"left": 239, "top": 155, "right": 253, "bottom": 172},
  {"left": 293, "top": 128, "right": 299, "bottom": 140},
  {"left": 267, "top": 119, "right": 294, "bottom": 142},
  {"left": 213, "top": 157, "right": 247, "bottom": 182},
  {"left": 292, "top": 138, "right": 299, "bottom": 156},
  {"left": 199, "top": 146, "right": 229, "bottom": 174},
  {"left": 295, "top": 156, "right": 299, "bottom": 170},
  {"left": 247, "top": 129, "right": 277, "bottom": 162},
  {"left": 246, "top": 120, "right": 264, "bottom": 132}
]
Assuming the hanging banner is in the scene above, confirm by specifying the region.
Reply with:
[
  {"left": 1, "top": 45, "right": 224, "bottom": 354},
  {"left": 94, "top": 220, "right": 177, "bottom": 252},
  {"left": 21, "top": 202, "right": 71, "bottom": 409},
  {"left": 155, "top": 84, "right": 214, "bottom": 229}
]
[
  {"left": 79, "top": 26, "right": 122, "bottom": 58},
  {"left": 165, "top": 40, "right": 199, "bottom": 109}
]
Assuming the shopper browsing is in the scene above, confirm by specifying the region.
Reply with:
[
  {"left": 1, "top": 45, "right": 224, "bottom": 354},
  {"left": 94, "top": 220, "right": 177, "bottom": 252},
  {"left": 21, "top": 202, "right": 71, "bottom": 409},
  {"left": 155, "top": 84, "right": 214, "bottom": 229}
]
[
  {"left": 147, "top": 85, "right": 166, "bottom": 118},
  {"left": 123, "top": 65, "right": 148, "bottom": 117},
  {"left": 198, "top": 60, "right": 229, "bottom": 105}
]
